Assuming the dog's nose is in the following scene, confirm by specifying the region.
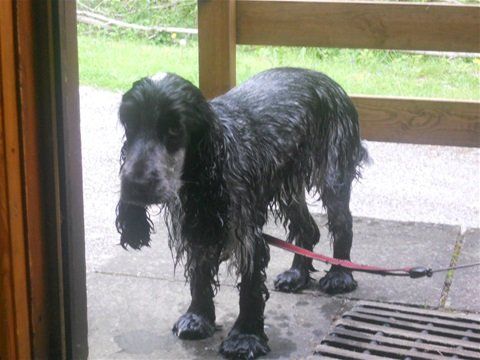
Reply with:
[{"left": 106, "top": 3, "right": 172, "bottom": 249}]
[
  {"left": 120, "top": 176, "right": 155, "bottom": 205},
  {"left": 122, "top": 156, "right": 148, "bottom": 179}
]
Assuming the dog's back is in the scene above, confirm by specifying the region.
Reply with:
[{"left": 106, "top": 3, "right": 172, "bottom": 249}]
[{"left": 210, "top": 67, "right": 367, "bottom": 208}]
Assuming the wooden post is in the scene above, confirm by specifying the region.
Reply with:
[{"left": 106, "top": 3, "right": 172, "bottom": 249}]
[{"left": 198, "top": 0, "right": 236, "bottom": 99}]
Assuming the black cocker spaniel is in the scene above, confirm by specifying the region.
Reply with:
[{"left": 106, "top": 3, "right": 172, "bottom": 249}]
[{"left": 116, "top": 68, "right": 367, "bottom": 359}]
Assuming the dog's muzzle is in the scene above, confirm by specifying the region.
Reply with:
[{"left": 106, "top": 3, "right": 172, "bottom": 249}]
[{"left": 120, "top": 177, "right": 159, "bottom": 206}]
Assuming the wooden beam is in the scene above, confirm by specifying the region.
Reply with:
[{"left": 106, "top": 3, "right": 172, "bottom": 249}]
[
  {"left": 237, "top": 0, "right": 480, "bottom": 52},
  {"left": 352, "top": 96, "right": 480, "bottom": 147},
  {"left": 198, "top": 0, "right": 236, "bottom": 99}
]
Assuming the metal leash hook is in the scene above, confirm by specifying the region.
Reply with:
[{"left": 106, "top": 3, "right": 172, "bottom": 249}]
[{"left": 408, "top": 267, "right": 433, "bottom": 278}]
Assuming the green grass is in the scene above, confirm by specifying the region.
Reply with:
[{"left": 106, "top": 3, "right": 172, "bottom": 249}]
[
  {"left": 78, "top": 35, "right": 480, "bottom": 100},
  {"left": 78, "top": 35, "right": 199, "bottom": 90}
]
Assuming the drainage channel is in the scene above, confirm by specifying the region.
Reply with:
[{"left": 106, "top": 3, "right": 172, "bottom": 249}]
[{"left": 316, "top": 300, "right": 480, "bottom": 359}]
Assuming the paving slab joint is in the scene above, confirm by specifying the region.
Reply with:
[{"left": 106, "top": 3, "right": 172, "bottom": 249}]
[{"left": 439, "top": 229, "right": 466, "bottom": 308}]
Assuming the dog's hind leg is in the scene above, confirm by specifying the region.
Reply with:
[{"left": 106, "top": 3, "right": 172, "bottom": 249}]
[
  {"left": 274, "top": 193, "right": 320, "bottom": 292},
  {"left": 219, "top": 237, "right": 271, "bottom": 359},
  {"left": 318, "top": 183, "right": 358, "bottom": 294},
  {"left": 172, "top": 244, "right": 221, "bottom": 340}
]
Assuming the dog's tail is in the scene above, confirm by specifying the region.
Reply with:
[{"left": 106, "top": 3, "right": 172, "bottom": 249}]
[{"left": 312, "top": 91, "right": 369, "bottom": 194}]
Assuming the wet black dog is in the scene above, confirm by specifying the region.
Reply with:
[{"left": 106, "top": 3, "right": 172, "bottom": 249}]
[{"left": 115, "top": 68, "right": 367, "bottom": 359}]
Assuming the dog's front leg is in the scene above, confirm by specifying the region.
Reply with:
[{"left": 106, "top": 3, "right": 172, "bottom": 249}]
[
  {"left": 220, "top": 238, "right": 270, "bottom": 359},
  {"left": 173, "top": 245, "right": 221, "bottom": 340}
]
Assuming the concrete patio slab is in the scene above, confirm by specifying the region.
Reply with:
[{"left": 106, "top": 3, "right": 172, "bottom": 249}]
[
  {"left": 309, "top": 217, "right": 460, "bottom": 307},
  {"left": 97, "top": 215, "right": 460, "bottom": 308},
  {"left": 87, "top": 272, "right": 352, "bottom": 359},
  {"left": 447, "top": 228, "right": 480, "bottom": 312}
]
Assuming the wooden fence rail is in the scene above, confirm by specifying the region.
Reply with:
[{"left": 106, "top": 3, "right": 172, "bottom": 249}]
[
  {"left": 198, "top": 0, "right": 480, "bottom": 147},
  {"left": 237, "top": 1, "right": 480, "bottom": 52}
]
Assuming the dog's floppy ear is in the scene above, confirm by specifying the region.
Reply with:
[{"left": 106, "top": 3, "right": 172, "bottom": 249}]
[{"left": 115, "top": 201, "right": 154, "bottom": 250}]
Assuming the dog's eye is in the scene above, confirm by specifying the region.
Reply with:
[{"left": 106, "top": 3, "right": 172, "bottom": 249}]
[
  {"left": 164, "top": 125, "right": 185, "bottom": 153},
  {"left": 168, "top": 126, "right": 181, "bottom": 137}
]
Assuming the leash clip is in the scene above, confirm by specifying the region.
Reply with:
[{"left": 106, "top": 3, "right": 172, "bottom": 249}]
[{"left": 408, "top": 267, "right": 433, "bottom": 278}]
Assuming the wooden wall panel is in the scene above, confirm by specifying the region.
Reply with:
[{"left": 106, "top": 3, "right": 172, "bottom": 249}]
[
  {"left": 14, "top": 1, "right": 63, "bottom": 357},
  {"left": 0, "top": 62, "right": 19, "bottom": 360},
  {"left": 0, "top": 1, "right": 32, "bottom": 359},
  {"left": 237, "top": 0, "right": 480, "bottom": 52}
]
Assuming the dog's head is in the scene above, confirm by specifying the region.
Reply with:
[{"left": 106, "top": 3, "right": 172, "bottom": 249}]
[
  {"left": 116, "top": 72, "right": 212, "bottom": 249},
  {"left": 118, "top": 72, "right": 209, "bottom": 205}
]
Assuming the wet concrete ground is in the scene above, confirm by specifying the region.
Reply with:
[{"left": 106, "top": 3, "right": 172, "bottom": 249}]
[
  {"left": 80, "top": 87, "right": 480, "bottom": 359},
  {"left": 87, "top": 218, "right": 478, "bottom": 359}
]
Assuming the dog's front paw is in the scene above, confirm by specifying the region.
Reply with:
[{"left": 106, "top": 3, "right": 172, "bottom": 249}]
[
  {"left": 220, "top": 332, "right": 270, "bottom": 359},
  {"left": 319, "top": 266, "right": 357, "bottom": 294},
  {"left": 172, "top": 312, "right": 215, "bottom": 340},
  {"left": 274, "top": 268, "right": 309, "bottom": 293}
]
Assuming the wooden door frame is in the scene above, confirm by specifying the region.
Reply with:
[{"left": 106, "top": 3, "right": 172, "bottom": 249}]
[{"left": 0, "top": 1, "right": 87, "bottom": 359}]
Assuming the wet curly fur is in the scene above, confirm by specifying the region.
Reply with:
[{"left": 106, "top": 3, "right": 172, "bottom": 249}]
[{"left": 115, "top": 68, "right": 367, "bottom": 359}]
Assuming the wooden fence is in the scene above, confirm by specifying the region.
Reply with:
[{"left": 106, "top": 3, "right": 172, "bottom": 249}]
[{"left": 198, "top": 0, "right": 480, "bottom": 147}]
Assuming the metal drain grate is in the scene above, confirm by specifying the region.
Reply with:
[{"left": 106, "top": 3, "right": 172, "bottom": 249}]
[{"left": 316, "top": 301, "right": 480, "bottom": 359}]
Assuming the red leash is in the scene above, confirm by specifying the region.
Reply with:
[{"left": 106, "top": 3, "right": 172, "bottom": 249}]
[
  {"left": 263, "top": 233, "right": 433, "bottom": 278},
  {"left": 263, "top": 234, "right": 480, "bottom": 279}
]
